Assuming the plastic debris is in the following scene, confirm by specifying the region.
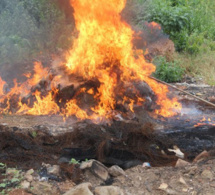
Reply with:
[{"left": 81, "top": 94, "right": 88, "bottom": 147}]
[
  {"left": 142, "top": 162, "right": 151, "bottom": 168},
  {"left": 168, "top": 145, "right": 184, "bottom": 159}
]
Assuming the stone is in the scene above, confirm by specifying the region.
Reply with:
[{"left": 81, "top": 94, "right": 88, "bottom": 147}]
[
  {"left": 179, "top": 177, "right": 187, "bottom": 185},
  {"left": 80, "top": 160, "right": 110, "bottom": 181},
  {"left": 201, "top": 170, "right": 213, "bottom": 180},
  {"left": 21, "top": 180, "right": 30, "bottom": 189},
  {"left": 83, "top": 169, "right": 104, "bottom": 186},
  {"left": 175, "top": 159, "right": 191, "bottom": 167},
  {"left": 196, "top": 93, "right": 203, "bottom": 96},
  {"left": 193, "top": 150, "right": 209, "bottom": 163},
  {"left": 26, "top": 169, "right": 34, "bottom": 175},
  {"left": 47, "top": 165, "right": 61, "bottom": 176},
  {"left": 58, "top": 157, "right": 70, "bottom": 163},
  {"left": 109, "top": 165, "right": 126, "bottom": 177},
  {"left": 30, "top": 181, "right": 58, "bottom": 195},
  {"left": 91, "top": 160, "right": 110, "bottom": 181},
  {"left": 25, "top": 174, "right": 33, "bottom": 182},
  {"left": 94, "top": 186, "right": 124, "bottom": 195},
  {"left": 158, "top": 183, "right": 168, "bottom": 190},
  {"left": 80, "top": 160, "right": 94, "bottom": 170},
  {"left": 58, "top": 180, "right": 75, "bottom": 193},
  {"left": 63, "top": 182, "right": 93, "bottom": 195}
]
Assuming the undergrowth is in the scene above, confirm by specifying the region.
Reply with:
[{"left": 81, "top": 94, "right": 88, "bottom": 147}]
[
  {"left": 0, "top": 0, "right": 74, "bottom": 66},
  {"left": 153, "top": 56, "right": 184, "bottom": 83},
  {"left": 136, "top": 0, "right": 215, "bottom": 85}
]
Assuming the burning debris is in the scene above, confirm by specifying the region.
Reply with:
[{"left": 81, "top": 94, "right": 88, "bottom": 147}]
[
  {"left": 194, "top": 117, "right": 215, "bottom": 127},
  {"left": 0, "top": 0, "right": 181, "bottom": 123}
]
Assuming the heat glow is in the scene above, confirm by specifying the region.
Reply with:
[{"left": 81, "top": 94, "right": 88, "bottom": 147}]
[
  {"left": 194, "top": 117, "right": 215, "bottom": 127},
  {"left": 0, "top": 0, "right": 181, "bottom": 122}
]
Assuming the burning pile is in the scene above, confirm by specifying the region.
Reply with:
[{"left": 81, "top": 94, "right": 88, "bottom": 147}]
[{"left": 0, "top": 0, "right": 181, "bottom": 122}]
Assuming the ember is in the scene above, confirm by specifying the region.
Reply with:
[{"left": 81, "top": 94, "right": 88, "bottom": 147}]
[
  {"left": 194, "top": 117, "right": 215, "bottom": 127},
  {"left": 0, "top": 0, "right": 182, "bottom": 123}
]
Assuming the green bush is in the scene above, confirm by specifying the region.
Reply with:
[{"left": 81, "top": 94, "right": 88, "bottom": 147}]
[
  {"left": 153, "top": 56, "right": 184, "bottom": 83},
  {"left": 0, "top": 0, "right": 74, "bottom": 65},
  {"left": 137, "top": 0, "right": 215, "bottom": 54}
]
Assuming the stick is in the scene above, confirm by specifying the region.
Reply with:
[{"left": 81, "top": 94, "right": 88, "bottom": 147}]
[{"left": 149, "top": 76, "right": 215, "bottom": 108}]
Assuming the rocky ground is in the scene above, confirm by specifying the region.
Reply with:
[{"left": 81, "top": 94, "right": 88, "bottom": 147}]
[{"left": 2, "top": 155, "right": 215, "bottom": 195}]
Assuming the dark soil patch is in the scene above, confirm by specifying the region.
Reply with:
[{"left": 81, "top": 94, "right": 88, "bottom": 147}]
[{"left": 0, "top": 120, "right": 178, "bottom": 170}]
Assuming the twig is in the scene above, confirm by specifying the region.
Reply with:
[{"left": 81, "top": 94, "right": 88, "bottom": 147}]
[{"left": 149, "top": 76, "right": 215, "bottom": 109}]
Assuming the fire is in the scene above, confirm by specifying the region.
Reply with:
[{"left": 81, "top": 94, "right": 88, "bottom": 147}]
[
  {"left": 149, "top": 21, "right": 161, "bottom": 30},
  {"left": 0, "top": 0, "right": 182, "bottom": 122},
  {"left": 64, "top": 0, "right": 181, "bottom": 120},
  {"left": 0, "top": 77, "right": 6, "bottom": 96},
  {"left": 194, "top": 117, "right": 215, "bottom": 127}
]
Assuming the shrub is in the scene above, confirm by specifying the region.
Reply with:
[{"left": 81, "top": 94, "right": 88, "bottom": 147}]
[
  {"left": 153, "top": 56, "right": 184, "bottom": 83},
  {"left": 0, "top": 0, "right": 74, "bottom": 65},
  {"left": 137, "top": 0, "right": 215, "bottom": 54}
]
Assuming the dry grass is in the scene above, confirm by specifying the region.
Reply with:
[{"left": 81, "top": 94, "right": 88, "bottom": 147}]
[{"left": 175, "top": 49, "right": 215, "bottom": 86}]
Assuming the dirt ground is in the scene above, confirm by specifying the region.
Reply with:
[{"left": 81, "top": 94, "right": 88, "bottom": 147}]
[{"left": 113, "top": 158, "right": 215, "bottom": 195}]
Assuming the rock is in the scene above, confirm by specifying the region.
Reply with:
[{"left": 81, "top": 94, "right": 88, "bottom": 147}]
[
  {"left": 109, "top": 165, "right": 126, "bottom": 177},
  {"left": 63, "top": 182, "right": 93, "bottom": 195},
  {"left": 83, "top": 169, "right": 104, "bottom": 187},
  {"left": 196, "top": 93, "right": 203, "bottom": 96},
  {"left": 193, "top": 150, "right": 209, "bottom": 163},
  {"left": 30, "top": 181, "right": 59, "bottom": 195},
  {"left": 91, "top": 160, "right": 110, "bottom": 181},
  {"left": 21, "top": 180, "right": 30, "bottom": 189},
  {"left": 94, "top": 186, "right": 124, "bottom": 195},
  {"left": 179, "top": 177, "right": 187, "bottom": 185},
  {"left": 47, "top": 165, "right": 61, "bottom": 177},
  {"left": 58, "top": 157, "right": 70, "bottom": 163},
  {"left": 26, "top": 169, "right": 34, "bottom": 175},
  {"left": 25, "top": 174, "right": 33, "bottom": 182},
  {"left": 175, "top": 159, "right": 191, "bottom": 167},
  {"left": 80, "top": 160, "right": 94, "bottom": 170},
  {"left": 80, "top": 160, "right": 110, "bottom": 181},
  {"left": 58, "top": 180, "right": 75, "bottom": 193},
  {"left": 158, "top": 183, "right": 168, "bottom": 190},
  {"left": 201, "top": 170, "right": 213, "bottom": 180}
]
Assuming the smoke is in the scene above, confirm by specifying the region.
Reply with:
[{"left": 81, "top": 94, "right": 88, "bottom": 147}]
[
  {"left": 0, "top": 0, "right": 74, "bottom": 84},
  {"left": 121, "top": 0, "right": 172, "bottom": 61}
]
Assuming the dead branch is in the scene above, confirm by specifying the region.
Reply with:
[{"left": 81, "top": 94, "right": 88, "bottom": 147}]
[{"left": 149, "top": 76, "right": 215, "bottom": 109}]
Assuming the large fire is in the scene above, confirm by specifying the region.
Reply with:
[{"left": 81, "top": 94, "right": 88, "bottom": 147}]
[{"left": 0, "top": 0, "right": 181, "bottom": 122}]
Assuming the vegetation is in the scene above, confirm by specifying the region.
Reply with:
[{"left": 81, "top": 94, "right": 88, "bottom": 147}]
[
  {"left": 136, "top": 0, "right": 215, "bottom": 85},
  {"left": 153, "top": 57, "right": 184, "bottom": 83},
  {"left": 0, "top": 163, "right": 23, "bottom": 194},
  {"left": 0, "top": 0, "right": 74, "bottom": 65},
  {"left": 69, "top": 158, "right": 80, "bottom": 165}
]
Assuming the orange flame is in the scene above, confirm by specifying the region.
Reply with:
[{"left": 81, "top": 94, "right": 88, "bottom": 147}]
[
  {"left": 0, "top": 77, "right": 6, "bottom": 96},
  {"left": 194, "top": 117, "right": 215, "bottom": 127},
  {"left": 63, "top": 0, "right": 181, "bottom": 120},
  {"left": 149, "top": 21, "right": 161, "bottom": 30},
  {"left": 0, "top": 0, "right": 182, "bottom": 122}
]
